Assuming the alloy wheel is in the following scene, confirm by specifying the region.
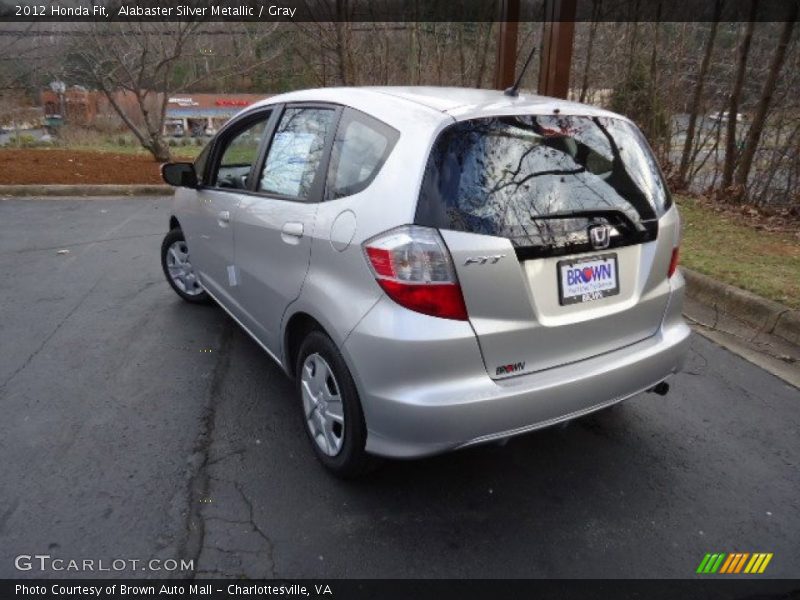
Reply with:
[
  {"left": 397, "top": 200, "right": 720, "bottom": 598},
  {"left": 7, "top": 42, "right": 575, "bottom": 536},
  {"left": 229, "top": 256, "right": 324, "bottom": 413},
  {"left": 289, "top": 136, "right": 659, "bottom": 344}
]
[
  {"left": 300, "top": 353, "right": 345, "bottom": 456},
  {"left": 165, "top": 240, "right": 203, "bottom": 297}
]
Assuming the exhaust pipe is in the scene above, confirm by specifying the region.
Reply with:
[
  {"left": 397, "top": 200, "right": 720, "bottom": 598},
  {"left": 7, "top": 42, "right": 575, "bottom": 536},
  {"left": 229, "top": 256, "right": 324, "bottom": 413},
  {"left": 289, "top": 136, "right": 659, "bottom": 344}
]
[{"left": 648, "top": 381, "right": 670, "bottom": 396}]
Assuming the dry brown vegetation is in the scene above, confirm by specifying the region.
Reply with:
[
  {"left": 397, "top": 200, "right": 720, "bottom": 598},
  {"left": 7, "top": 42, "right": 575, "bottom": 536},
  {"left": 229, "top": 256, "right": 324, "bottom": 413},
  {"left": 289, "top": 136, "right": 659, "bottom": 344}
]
[{"left": 0, "top": 148, "right": 164, "bottom": 184}]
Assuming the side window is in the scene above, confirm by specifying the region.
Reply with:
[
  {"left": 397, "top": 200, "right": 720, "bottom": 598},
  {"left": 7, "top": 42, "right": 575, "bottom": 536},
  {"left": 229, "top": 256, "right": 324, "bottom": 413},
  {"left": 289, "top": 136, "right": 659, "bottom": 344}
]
[
  {"left": 211, "top": 114, "right": 270, "bottom": 190},
  {"left": 258, "top": 107, "right": 335, "bottom": 200},
  {"left": 326, "top": 109, "right": 398, "bottom": 200}
]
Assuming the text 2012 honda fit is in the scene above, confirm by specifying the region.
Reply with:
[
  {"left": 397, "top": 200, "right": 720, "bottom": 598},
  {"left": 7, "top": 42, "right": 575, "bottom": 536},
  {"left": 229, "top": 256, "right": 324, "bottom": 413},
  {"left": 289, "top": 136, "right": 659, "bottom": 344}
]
[{"left": 160, "top": 87, "right": 690, "bottom": 476}]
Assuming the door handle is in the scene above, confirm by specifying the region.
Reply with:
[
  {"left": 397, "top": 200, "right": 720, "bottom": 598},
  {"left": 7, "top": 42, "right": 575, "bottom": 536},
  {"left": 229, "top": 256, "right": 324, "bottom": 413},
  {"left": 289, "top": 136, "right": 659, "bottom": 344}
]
[
  {"left": 281, "top": 222, "right": 304, "bottom": 244},
  {"left": 217, "top": 210, "right": 230, "bottom": 227}
]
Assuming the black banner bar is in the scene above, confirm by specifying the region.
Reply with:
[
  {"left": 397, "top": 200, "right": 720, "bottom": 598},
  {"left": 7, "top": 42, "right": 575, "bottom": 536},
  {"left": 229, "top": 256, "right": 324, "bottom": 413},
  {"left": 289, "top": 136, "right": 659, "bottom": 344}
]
[
  {"left": 1, "top": 0, "right": 799, "bottom": 23},
  {"left": 3, "top": 579, "right": 800, "bottom": 600}
]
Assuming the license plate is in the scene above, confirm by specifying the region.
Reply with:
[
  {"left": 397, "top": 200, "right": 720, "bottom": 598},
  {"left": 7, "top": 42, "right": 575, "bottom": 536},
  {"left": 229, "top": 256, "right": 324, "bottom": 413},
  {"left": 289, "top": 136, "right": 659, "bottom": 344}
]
[{"left": 557, "top": 253, "right": 619, "bottom": 305}]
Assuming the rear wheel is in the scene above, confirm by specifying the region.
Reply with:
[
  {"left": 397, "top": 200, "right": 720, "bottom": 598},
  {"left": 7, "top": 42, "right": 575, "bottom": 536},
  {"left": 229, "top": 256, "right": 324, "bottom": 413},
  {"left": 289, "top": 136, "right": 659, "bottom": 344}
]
[
  {"left": 296, "top": 330, "right": 375, "bottom": 478},
  {"left": 161, "top": 228, "right": 210, "bottom": 304}
]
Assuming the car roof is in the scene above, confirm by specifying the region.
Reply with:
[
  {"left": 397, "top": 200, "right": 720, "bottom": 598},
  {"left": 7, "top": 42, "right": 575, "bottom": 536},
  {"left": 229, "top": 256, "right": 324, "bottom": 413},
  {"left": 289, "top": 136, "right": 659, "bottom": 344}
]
[
  {"left": 250, "top": 86, "right": 629, "bottom": 129},
  {"left": 367, "top": 86, "right": 619, "bottom": 118}
]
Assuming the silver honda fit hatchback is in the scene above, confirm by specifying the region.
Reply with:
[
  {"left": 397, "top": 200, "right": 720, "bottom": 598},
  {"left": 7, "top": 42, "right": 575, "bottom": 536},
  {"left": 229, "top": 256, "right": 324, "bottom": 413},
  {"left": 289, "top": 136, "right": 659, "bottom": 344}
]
[{"left": 161, "top": 87, "right": 690, "bottom": 476}]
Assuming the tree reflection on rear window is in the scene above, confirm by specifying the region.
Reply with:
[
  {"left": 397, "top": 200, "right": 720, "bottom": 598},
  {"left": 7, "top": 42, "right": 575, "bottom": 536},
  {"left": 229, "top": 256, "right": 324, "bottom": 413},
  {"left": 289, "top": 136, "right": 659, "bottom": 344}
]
[{"left": 416, "top": 115, "right": 671, "bottom": 252}]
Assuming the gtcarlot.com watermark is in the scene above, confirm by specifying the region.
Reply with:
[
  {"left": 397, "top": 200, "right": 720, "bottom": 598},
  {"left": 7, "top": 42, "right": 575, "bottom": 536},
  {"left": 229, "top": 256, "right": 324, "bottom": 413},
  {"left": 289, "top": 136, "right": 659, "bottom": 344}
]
[{"left": 15, "top": 554, "right": 194, "bottom": 573}]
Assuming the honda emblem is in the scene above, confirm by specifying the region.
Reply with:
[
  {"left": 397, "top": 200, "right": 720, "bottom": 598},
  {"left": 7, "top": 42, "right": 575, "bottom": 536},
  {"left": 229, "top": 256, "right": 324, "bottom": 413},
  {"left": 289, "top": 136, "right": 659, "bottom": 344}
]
[{"left": 588, "top": 224, "right": 611, "bottom": 250}]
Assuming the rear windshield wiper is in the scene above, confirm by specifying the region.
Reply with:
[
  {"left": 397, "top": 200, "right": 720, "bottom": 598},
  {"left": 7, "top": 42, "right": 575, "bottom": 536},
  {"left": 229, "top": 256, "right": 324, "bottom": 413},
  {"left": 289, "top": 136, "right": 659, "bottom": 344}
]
[
  {"left": 514, "top": 208, "right": 659, "bottom": 260},
  {"left": 530, "top": 209, "right": 638, "bottom": 229}
]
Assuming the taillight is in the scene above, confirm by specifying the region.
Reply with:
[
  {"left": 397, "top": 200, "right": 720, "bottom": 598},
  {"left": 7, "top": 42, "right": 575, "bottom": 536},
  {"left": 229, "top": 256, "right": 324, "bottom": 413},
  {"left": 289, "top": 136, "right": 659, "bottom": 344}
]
[
  {"left": 363, "top": 225, "right": 468, "bottom": 321},
  {"left": 668, "top": 247, "right": 680, "bottom": 278}
]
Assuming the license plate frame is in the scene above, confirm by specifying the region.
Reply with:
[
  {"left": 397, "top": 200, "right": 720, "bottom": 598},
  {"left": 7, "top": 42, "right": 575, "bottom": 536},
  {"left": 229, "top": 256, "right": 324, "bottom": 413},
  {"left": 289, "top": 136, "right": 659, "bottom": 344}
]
[{"left": 557, "top": 253, "right": 620, "bottom": 306}]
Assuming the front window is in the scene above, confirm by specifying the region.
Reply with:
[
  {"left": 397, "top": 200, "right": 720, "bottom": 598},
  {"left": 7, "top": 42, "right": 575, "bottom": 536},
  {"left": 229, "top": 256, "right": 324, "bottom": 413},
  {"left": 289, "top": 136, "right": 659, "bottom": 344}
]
[
  {"left": 211, "top": 114, "right": 270, "bottom": 190},
  {"left": 258, "top": 107, "right": 335, "bottom": 200}
]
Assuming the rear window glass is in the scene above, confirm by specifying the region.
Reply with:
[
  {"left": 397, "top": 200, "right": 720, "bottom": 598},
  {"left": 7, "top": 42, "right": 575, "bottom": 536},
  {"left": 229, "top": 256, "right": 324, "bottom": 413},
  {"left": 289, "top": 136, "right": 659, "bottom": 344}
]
[{"left": 416, "top": 115, "right": 671, "bottom": 253}]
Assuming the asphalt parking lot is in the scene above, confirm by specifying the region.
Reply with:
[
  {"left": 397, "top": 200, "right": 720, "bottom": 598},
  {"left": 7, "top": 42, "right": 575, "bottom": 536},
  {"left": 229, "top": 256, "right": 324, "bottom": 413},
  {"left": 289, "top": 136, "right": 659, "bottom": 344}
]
[{"left": 0, "top": 197, "right": 798, "bottom": 579}]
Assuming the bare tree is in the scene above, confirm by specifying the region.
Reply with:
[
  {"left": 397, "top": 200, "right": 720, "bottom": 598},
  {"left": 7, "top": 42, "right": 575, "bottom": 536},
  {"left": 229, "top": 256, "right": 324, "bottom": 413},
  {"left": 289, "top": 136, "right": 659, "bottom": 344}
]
[
  {"left": 647, "top": 11, "right": 662, "bottom": 156},
  {"left": 69, "top": 18, "right": 278, "bottom": 161},
  {"left": 625, "top": 2, "right": 640, "bottom": 79},
  {"left": 721, "top": 3, "right": 758, "bottom": 192},
  {"left": 578, "top": 0, "right": 601, "bottom": 103},
  {"left": 73, "top": 22, "right": 202, "bottom": 161},
  {"left": 293, "top": 1, "right": 358, "bottom": 88},
  {"left": 473, "top": 22, "right": 496, "bottom": 88},
  {"left": 733, "top": 5, "right": 798, "bottom": 198},
  {"left": 677, "top": 2, "right": 722, "bottom": 188}
]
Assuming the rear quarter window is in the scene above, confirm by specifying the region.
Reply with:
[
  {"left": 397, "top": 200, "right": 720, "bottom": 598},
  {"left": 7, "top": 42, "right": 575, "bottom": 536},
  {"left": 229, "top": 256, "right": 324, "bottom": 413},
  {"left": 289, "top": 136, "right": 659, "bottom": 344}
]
[
  {"left": 325, "top": 108, "right": 399, "bottom": 200},
  {"left": 416, "top": 115, "right": 671, "bottom": 254}
]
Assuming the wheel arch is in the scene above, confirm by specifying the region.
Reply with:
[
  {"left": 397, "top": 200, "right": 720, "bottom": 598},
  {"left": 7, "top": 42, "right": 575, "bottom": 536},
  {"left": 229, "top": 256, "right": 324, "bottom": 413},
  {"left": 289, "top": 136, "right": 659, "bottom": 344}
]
[{"left": 283, "top": 312, "right": 328, "bottom": 380}]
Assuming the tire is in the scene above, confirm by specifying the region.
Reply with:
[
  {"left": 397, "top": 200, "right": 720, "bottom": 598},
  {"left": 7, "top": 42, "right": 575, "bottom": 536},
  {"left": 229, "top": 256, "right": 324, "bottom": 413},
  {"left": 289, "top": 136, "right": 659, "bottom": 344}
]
[
  {"left": 161, "top": 228, "right": 211, "bottom": 304},
  {"left": 295, "top": 330, "right": 376, "bottom": 478}
]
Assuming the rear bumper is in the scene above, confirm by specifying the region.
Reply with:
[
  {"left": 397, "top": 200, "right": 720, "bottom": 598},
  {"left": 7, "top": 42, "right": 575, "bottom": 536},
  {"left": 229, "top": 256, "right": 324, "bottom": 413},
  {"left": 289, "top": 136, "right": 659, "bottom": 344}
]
[{"left": 343, "top": 277, "right": 690, "bottom": 459}]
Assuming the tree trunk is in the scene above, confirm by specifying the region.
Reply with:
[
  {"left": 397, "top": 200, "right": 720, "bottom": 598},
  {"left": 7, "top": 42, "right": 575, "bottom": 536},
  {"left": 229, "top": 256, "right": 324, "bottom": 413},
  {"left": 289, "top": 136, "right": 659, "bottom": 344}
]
[
  {"left": 733, "top": 8, "right": 798, "bottom": 199},
  {"left": 626, "top": 1, "right": 640, "bottom": 80},
  {"left": 678, "top": 7, "right": 721, "bottom": 188},
  {"left": 332, "top": 1, "right": 350, "bottom": 86},
  {"left": 721, "top": 3, "right": 757, "bottom": 193},
  {"left": 474, "top": 22, "right": 494, "bottom": 88},
  {"left": 148, "top": 137, "right": 172, "bottom": 163},
  {"left": 648, "top": 6, "right": 661, "bottom": 153},
  {"left": 578, "top": 0, "right": 600, "bottom": 104},
  {"left": 434, "top": 24, "right": 443, "bottom": 85},
  {"left": 333, "top": 25, "right": 349, "bottom": 84},
  {"left": 409, "top": 20, "right": 419, "bottom": 84},
  {"left": 457, "top": 23, "right": 467, "bottom": 86},
  {"left": 383, "top": 24, "right": 391, "bottom": 85}
]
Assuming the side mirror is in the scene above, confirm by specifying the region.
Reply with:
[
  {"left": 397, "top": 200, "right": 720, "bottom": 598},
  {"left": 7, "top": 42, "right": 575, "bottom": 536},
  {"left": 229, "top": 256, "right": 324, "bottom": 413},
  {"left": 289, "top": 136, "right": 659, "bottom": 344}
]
[{"left": 161, "top": 162, "right": 198, "bottom": 188}]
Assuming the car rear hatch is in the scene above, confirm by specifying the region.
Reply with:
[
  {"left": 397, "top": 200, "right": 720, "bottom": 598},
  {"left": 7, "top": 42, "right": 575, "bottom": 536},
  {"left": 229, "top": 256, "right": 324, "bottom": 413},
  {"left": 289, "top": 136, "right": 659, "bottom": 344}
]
[{"left": 415, "top": 113, "right": 678, "bottom": 379}]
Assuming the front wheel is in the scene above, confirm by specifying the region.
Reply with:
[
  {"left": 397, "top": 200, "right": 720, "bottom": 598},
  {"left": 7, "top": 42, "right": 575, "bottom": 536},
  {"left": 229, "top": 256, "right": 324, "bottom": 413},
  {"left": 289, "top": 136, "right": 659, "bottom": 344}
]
[
  {"left": 161, "top": 228, "right": 210, "bottom": 304},
  {"left": 296, "top": 330, "right": 375, "bottom": 478}
]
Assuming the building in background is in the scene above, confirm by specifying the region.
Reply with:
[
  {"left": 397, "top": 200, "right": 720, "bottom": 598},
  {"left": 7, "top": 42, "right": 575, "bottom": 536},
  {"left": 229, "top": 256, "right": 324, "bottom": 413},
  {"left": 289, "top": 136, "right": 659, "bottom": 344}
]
[
  {"left": 41, "top": 86, "right": 99, "bottom": 127},
  {"left": 40, "top": 88, "right": 267, "bottom": 135},
  {"left": 163, "top": 93, "right": 267, "bottom": 136}
]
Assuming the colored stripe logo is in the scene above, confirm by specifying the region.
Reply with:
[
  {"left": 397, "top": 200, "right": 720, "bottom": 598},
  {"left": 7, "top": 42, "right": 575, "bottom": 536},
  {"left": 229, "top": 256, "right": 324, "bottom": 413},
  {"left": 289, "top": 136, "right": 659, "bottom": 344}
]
[{"left": 696, "top": 553, "right": 773, "bottom": 574}]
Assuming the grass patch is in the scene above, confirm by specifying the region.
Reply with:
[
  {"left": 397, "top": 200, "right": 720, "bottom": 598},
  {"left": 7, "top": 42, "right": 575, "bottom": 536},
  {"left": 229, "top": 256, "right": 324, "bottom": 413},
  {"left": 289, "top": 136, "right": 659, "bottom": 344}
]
[
  {"left": 676, "top": 195, "right": 800, "bottom": 308},
  {"left": 48, "top": 125, "right": 203, "bottom": 159},
  {"left": 63, "top": 142, "right": 202, "bottom": 160}
]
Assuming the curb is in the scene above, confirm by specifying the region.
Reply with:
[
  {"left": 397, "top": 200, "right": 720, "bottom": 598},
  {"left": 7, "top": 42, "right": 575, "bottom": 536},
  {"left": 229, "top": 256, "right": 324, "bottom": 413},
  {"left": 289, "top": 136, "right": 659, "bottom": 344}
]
[
  {"left": 0, "top": 184, "right": 174, "bottom": 197},
  {"left": 683, "top": 268, "right": 800, "bottom": 346}
]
